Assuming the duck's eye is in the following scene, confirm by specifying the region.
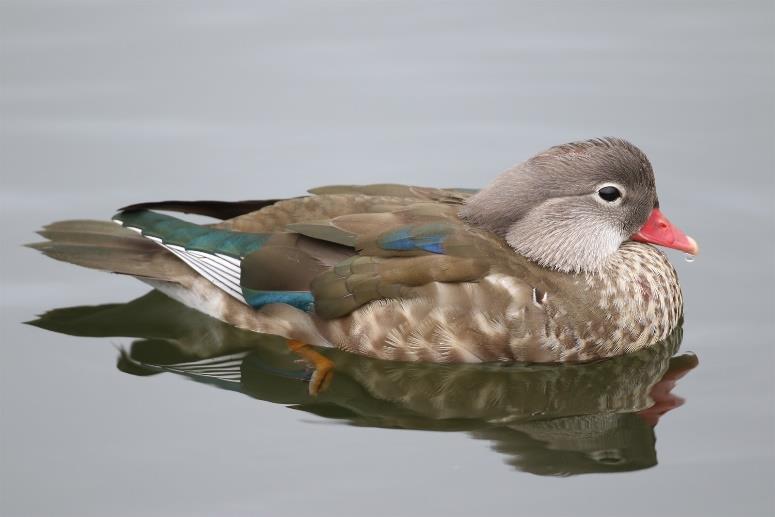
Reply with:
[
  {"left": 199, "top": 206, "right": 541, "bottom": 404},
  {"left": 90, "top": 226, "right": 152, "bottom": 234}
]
[{"left": 597, "top": 186, "right": 622, "bottom": 202}]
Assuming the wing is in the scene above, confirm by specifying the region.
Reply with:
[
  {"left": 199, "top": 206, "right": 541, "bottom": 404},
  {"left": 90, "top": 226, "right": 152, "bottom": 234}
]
[
  {"left": 116, "top": 184, "right": 475, "bottom": 225},
  {"left": 113, "top": 195, "right": 495, "bottom": 319},
  {"left": 113, "top": 210, "right": 335, "bottom": 312},
  {"left": 114, "top": 210, "right": 271, "bottom": 303},
  {"left": 307, "top": 184, "right": 476, "bottom": 204},
  {"left": 286, "top": 203, "right": 493, "bottom": 318},
  {"left": 214, "top": 183, "right": 477, "bottom": 233}
]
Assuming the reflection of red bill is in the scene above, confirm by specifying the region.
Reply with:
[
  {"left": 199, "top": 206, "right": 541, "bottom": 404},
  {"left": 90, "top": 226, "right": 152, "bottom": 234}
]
[
  {"left": 632, "top": 208, "right": 699, "bottom": 255},
  {"left": 637, "top": 353, "right": 699, "bottom": 427}
]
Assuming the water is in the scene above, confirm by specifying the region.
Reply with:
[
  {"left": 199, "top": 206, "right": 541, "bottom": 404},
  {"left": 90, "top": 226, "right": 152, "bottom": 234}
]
[{"left": 1, "top": 1, "right": 773, "bottom": 516}]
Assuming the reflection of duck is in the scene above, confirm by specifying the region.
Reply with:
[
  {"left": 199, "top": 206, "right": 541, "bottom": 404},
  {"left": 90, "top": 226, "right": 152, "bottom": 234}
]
[
  {"left": 30, "top": 138, "right": 698, "bottom": 377},
  {"left": 29, "top": 290, "right": 697, "bottom": 476}
]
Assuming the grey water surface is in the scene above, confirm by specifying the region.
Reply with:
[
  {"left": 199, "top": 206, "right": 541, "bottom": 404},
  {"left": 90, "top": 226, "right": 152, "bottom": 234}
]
[{"left": 1, "top": 1, "right": 773, "bottom": 516}]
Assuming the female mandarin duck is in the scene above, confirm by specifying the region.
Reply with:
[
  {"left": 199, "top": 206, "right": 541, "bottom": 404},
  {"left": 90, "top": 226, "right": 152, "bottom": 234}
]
[{"left": 31, "top": 138, "right": 698, "bottom": 393}]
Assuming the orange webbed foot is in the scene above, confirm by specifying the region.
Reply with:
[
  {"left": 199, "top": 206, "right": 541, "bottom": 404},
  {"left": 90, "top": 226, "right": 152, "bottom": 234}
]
[{"left": 287, "top": 339, "right": 335, "bottom": 396}]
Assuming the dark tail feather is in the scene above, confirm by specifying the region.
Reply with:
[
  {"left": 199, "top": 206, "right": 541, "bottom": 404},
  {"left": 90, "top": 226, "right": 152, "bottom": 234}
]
[
  {"left": 119, "top": 199, "right": 288, "bottom": 220},
  {"left": 27, "top": 219, "right": 188, "bottom": 281}
]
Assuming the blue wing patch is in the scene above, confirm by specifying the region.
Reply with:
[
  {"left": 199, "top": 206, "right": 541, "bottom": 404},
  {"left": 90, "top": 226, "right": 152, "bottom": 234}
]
[
  {"left": 242, "top": 288, "right": 315, "bottom": 312},
  {"left": 377, "top": 223, "right": 451, "bottom": 254}
]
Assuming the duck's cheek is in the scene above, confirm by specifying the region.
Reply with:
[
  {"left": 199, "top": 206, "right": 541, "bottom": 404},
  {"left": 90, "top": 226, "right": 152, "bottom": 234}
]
[{"left": 631, "top": 208, "right": 699, "bottom": 255}]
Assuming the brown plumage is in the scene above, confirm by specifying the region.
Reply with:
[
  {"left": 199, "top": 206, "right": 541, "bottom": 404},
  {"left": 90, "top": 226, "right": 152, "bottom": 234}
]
[{"left": 29, "top": 138, "right": 697, "bottom": 364}]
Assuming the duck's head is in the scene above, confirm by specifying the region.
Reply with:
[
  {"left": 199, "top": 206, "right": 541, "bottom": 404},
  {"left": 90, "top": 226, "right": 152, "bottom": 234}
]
[{"left": 460, "top": 138, "right": 698, "bottom": 273}]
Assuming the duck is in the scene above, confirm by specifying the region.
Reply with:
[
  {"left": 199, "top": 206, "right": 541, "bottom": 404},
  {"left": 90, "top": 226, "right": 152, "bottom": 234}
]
[{"left": 30, "top": 137, "right": 698, "bottom": 393}]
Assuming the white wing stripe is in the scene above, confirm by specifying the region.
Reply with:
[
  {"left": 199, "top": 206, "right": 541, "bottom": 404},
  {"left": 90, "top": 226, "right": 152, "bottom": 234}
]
[
  {"left": 185, "top": 252, "right": 241, "bottom": 284},
  {"left": 189, "top": 251, "right": 242, "bottom": 278},
  {"left": 216, "top": 253, "right": 242, "bottom": 267},
  {"left": 164, "top": 246, "right": 246, "bottom": 302},
  {"left": 127, "top": 228, "right": 248, "bottom": 304},
  {"left": 182, "top": 254, "right": 244, "bottom": 298},
  {"left": 185, "top": 255, "right": 242, "bottom": 293}
]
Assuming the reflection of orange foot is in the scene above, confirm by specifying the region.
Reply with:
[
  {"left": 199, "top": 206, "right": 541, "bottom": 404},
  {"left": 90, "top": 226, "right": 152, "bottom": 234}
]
[{"left": 287, "top": 339, "right": 334, "bottom": 396}]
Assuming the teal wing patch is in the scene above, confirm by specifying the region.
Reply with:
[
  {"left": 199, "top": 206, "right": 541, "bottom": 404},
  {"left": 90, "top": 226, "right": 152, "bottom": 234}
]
[
  {"left": 242, "top": 289, "right": 315, "bottom": 312},
  {"left": 114, "top": 210, "right": 316, "bottom": 311},
  {"left": 114, "top": 210, "right": 270, "bottom": 258}
]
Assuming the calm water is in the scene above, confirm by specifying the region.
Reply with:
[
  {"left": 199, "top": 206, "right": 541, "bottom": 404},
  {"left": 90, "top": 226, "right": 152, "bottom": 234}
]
[{"left": 1, "top": 1, "right": 773, "bottom": 516}]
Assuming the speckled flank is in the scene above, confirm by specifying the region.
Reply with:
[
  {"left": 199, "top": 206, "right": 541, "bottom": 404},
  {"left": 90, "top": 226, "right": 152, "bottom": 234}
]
[
  {"left": 315, "top": 242, "right": 683, "bottom": 363},
  {"left": 144, "top": 240, "right": 683, "bottom": 364}
]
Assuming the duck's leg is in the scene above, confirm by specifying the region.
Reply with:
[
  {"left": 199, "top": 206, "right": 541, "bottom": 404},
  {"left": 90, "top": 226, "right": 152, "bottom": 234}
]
[{"left": 287, "top": 339, "right": 334, "bottom": 396}]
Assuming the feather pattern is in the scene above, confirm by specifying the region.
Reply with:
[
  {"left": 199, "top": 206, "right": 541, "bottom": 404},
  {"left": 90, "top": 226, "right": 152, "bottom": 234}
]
[
  {"left": 376, "top": 223, "right": 452, "bottom": 254},
  {"left": 114, "top": 210, "right": 271, "bottom": 257},
  {"left": 112, "top": 210, "right": 321, "bottom": 309},
  {"left": 32, "top": 189, "right": 684, "bottom": 363},
  {"left": 31, "top": 137, "right": 688, "bottom": 365}
]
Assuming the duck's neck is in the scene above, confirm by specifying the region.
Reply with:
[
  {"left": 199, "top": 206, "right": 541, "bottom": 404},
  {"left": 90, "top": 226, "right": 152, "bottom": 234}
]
[{"left": 595, "top": 242, "right": 683, "bottom": 349}]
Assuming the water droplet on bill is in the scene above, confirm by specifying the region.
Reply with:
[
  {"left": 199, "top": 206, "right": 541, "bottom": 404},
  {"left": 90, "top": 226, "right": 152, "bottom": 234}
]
[{"left": 684, "top": 253, "right": 695, "bottom": 263}]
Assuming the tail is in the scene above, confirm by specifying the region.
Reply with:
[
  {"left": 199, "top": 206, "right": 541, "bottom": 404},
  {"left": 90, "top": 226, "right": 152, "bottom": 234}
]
[
  {"left": 27, "top": 219, "right": 189, "bottom": 282},
  {"left": 27, "top": 219, "right": 264, "bottom": 332}
]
